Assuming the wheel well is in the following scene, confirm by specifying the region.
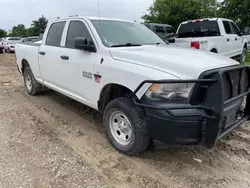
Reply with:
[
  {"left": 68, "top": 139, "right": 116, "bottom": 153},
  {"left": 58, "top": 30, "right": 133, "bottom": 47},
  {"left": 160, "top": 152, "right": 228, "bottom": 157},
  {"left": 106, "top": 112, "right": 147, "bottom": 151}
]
[
  {"left": 98, "top": 84, "right": 134, "bottom": 113},
  {"left": 21, "top": 59, "right": 30, "bottom": 73},
  {"left": 210, "top": 48, "right": 218, "bottom": 53},
  {"left": 244, "top": 43, "right": 247, "bottom": 49}
]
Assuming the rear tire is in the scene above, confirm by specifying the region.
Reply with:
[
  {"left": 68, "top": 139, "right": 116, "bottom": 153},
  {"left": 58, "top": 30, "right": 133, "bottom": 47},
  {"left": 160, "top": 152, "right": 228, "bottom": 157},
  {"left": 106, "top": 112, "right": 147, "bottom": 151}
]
[
  {"left": 103, "top": 97, "right": 150, "bottom": 156},
  {"left": 23, "top": 67, "right": 42, "bottom": 95}
]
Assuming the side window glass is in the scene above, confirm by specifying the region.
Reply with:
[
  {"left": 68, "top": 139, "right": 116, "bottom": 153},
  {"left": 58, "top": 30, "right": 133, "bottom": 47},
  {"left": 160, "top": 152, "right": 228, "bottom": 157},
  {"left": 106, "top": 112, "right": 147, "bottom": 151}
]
[
  {"left": 166, "top": 27, "right": 174, "bottom": 34},
  {"left": 223, "top": 21, "right": 232, "bottom": 34},
  {"left": 230, "top": 22, "right": 240, "bottom": 34},
  {"left": 155, "top": 26, "right": 164, "bottom": 34},
  {"left": 46, "top": 22, "right": 66, "bottom": 46},
  {"left": 65, "top": 20, "right": 92, "bottom": 48},
  {"left": 155, "top": 26, "right": 165, "bottom": 37}
]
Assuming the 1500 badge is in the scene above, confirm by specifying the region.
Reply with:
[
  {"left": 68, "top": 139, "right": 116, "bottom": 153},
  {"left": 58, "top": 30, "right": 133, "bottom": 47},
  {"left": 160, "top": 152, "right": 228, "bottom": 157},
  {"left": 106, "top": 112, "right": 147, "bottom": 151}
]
[{"left": 82, "top": 71, "right": 93, "bottom": 79}]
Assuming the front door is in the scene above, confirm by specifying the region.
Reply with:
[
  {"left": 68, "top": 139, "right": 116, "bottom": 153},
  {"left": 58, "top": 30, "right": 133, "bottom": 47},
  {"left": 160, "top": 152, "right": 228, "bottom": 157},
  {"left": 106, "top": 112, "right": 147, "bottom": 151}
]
[
  {"left": 229, "top": 21, "right": 242, "bottom": 56},
  {"left": 58, "top": 20, "right": 100, "bottom": 107}
]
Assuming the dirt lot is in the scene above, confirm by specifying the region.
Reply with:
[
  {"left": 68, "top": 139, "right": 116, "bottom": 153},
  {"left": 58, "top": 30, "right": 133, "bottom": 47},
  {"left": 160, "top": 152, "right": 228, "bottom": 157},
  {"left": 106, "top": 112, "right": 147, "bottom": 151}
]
[{"left": 0, "top": 54, "right": 250, "bottom": 188}]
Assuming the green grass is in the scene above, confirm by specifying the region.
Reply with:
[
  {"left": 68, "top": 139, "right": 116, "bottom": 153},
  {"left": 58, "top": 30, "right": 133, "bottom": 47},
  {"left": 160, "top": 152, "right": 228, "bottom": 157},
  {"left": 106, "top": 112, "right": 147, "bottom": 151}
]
[{"left": 246, "top": 53, "right": 250, "bottom": 65}]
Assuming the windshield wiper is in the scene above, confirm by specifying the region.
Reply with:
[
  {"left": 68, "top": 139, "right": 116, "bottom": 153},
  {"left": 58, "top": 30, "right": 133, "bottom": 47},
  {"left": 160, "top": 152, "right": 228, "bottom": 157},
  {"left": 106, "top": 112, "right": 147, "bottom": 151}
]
[{"left": 111, "top": 43, "right": 142, "bottom": 47}]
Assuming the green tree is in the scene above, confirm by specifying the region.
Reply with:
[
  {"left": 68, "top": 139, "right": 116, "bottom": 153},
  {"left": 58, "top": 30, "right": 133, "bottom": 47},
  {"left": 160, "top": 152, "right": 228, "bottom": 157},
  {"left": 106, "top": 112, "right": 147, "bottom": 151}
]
[
  {"left": 0, "top": 29, "right": 7, "bottom": 38},
  {"left": 10, "top": 24, "right": 27, "bottom": 37},
  {"left": 30, "top": 15, "right": 48, "bottom": 36},
  {"left": 142, "top": 0, "right": 219, "bottom": 29},
  {"left": 220, "top": 0, "right": 250, "bottom": 29}
]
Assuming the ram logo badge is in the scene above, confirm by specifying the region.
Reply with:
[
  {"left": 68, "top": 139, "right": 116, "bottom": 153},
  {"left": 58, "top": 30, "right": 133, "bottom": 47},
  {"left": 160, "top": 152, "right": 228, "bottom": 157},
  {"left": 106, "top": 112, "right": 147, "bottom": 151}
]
[{"left": 82, "top": 71, "right": 93, "bottom": 79}]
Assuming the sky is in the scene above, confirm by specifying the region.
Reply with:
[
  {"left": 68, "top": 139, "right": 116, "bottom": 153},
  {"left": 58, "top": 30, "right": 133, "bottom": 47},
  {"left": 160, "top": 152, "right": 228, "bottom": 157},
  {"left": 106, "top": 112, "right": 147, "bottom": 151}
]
[{"left": 0, "top": 0, "right": 153, "bottom": 31}]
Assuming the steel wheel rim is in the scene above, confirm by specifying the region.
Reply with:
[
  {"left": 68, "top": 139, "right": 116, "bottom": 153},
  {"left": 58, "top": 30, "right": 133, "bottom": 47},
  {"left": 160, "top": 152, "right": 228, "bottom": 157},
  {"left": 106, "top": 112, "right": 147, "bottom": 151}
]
[
  {"left": 109, "top": 111, "right": 133, "bottom": 146},
  {"left": 25, "top": 74, "right": 32, "bottom": 91}
]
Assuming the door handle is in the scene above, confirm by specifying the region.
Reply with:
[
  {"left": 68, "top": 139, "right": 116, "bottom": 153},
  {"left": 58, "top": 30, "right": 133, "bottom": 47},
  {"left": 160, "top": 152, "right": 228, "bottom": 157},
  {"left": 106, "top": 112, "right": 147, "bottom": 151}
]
[
  {"left": 60, "top": 55, "right": 69, "bottom": 60},
  {"left": 235, "top": 38, "right": 238, "bottom": 41},
  {"left": 227, "top": 38, "right": 230, "bottom": 42},
  {"left": 39, "top": 51, "right": 45, "bottom": 55}
]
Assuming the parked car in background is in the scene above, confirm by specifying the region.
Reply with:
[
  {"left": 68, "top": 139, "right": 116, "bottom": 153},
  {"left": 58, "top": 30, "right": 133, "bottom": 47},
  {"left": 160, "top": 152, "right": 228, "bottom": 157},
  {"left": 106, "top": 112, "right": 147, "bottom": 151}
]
[
  {"left": 21, "top": 36, "right": 39, "bottom": 44},
  {"left": 243, "top": 35, "right": 250, "bottom": 50},
  {"left": 0, "top": 38, "right": 4, "bottom": 53},
  {"left": 3, "top": 37, "right": 21, "bottom": 52},
  {"left": 173, "top": 18, "right": 248, "bottom": 63},
  {"left": 15, "top": 16, "right": 250, "bottom": 156},
  {"left": 144, "top": 23, "right": 176, "bottom": 40},
  {"left": 243, "top": 28, "right": 250, "bottom": 50}
]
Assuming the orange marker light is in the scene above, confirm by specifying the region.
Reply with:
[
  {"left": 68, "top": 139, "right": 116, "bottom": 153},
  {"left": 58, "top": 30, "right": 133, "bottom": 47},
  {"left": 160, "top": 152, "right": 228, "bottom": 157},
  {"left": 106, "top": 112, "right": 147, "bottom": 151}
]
[{"left": 150, "top": 84, "right": 160, "bottom": 91}]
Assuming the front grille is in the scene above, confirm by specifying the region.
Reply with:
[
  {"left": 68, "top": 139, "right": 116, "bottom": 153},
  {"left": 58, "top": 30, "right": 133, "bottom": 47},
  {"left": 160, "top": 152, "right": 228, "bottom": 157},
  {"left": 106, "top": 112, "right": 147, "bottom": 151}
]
[
  {"left": 190, "top": 66, "right": 250, "bottom": 105},
  {"left": 222, "top": 69, "right": 249, "bottom": 101}
]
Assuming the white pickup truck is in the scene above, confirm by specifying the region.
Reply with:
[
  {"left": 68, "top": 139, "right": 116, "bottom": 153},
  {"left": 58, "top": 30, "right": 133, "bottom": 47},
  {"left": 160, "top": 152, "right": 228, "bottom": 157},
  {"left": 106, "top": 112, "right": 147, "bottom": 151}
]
[
  {"left": 174, "top": 18, "right": 248, "bottom": 63},
  {"left": 16, "top": 16, "right": 250, "bottom": 156}
]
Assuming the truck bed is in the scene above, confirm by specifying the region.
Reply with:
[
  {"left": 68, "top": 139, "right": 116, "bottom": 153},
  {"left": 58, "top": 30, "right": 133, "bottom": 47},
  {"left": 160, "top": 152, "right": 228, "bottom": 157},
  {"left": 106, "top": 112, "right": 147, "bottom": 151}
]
[{"left": 15, "top": 43, "right": 42, "bottom": 81}]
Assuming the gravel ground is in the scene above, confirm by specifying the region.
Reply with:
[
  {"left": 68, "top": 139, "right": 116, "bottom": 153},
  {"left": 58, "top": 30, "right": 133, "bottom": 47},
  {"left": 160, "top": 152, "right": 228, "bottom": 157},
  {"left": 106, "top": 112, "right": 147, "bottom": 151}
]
[{"left": 0, "top": 53, "right": 250, "bottom": 188}]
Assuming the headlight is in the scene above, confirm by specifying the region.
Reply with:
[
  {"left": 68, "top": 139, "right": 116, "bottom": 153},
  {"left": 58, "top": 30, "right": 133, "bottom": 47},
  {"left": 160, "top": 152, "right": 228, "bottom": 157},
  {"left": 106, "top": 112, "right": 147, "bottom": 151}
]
[{"left": 145, "top": 83, "right": 195, "bottom": 102}]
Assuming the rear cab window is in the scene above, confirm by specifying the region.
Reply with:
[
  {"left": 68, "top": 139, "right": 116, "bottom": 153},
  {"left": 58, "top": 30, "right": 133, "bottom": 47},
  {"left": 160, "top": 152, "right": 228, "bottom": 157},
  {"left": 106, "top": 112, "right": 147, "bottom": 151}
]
[
  {"left": 177, "top": 20, "right": 221, "bottom": 38},
  {"left": 46, "top": 21, "right": 66, "bottom": 46}
]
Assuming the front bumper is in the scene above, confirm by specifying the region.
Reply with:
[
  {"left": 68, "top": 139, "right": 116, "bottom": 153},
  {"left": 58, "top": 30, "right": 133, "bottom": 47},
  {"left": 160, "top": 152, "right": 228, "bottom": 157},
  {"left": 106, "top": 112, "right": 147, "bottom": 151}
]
[{"left": 133, "top": 65, "right": 250, "bottom": 149}]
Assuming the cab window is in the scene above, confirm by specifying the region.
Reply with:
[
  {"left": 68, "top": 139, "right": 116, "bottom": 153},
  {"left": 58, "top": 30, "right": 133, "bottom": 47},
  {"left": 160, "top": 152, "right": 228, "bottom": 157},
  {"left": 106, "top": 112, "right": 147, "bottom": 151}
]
[
  {"left": 46, "top": 21, "right": 66, "bottom": 46},
  {"left": 65, "top": 20, "right": 93, "bottom": 49}
]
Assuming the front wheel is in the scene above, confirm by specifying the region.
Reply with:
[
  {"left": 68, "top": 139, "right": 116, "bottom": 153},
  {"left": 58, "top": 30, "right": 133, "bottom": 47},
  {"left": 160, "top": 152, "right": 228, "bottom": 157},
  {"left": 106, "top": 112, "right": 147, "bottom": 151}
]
[
  {"left": 241, "top": 47, "right": 248, "bottom": 63},
  {"left": 103, "top": 97, "right": 150, "bottom": 156}
]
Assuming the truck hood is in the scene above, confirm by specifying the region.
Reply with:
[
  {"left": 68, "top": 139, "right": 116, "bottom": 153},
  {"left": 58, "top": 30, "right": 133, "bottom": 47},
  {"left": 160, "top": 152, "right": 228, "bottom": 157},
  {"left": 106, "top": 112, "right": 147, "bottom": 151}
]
[{"left": 109, "top": 45, "right": 239, "bottom": 79}]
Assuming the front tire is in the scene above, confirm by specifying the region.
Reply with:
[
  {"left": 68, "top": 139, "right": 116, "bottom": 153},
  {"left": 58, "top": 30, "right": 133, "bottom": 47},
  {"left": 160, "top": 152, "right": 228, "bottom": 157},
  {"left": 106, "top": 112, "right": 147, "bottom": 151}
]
[
  {"left": 103, "top": 97, "right": 150, "bottom": 156},
  {"left": 23, "top": 67, "right": 42, "bottom": 95},
  {"left": 241, "top": 47, "right": 248, "bottom": 63}
]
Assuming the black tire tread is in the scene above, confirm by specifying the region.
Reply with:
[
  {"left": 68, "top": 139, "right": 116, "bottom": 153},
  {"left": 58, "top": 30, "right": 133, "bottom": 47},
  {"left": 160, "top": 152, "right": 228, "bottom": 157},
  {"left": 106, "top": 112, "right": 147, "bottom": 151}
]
[
  {"left": 103, "top": 97, "right": 150, "bottom": 156},
  {"left": 23, "top": 67, "right": 42, "bottom": 95}
]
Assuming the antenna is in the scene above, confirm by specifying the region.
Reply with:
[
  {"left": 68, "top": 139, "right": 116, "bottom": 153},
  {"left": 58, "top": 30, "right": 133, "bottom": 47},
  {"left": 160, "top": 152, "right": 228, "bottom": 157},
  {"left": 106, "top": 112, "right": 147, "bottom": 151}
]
[
  {"left": 97, "top": 0, "right": 101, "bottom": 20},
  {"left": 96, "top": 0, "right": 104, "bottom": 63}
]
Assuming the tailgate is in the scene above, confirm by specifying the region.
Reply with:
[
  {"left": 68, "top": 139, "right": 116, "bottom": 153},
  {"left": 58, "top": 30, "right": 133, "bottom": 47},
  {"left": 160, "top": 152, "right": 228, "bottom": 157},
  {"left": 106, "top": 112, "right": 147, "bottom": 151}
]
[{"left": 174, "top": 38, "right": 192, "bottom": 48}]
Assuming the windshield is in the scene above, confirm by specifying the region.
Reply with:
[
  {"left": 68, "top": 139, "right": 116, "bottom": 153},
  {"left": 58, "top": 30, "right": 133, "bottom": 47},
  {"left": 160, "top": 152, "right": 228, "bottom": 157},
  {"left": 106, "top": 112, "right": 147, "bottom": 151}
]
[
  {"left": 91, "top": 20, "right": 166, "bottom": 47},
  {"left": 178, "top": 21, "right": 220, "bottom": 38},
  {"left": 9, "top": 40, "right": 20, "bottom": 44}
]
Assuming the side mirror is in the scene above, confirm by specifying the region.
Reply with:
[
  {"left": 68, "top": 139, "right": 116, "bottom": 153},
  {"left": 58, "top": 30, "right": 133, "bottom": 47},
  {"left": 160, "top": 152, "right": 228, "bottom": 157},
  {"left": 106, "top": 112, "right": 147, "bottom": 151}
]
[
  {"left": 74, "top": 37, "right": 96, "bottom": 52},
  {"left": 237, "top": 30, "right": 245, "bottom": 36},
  {"left": 166, "top": 38, "right": 175, "bottom": 43}
]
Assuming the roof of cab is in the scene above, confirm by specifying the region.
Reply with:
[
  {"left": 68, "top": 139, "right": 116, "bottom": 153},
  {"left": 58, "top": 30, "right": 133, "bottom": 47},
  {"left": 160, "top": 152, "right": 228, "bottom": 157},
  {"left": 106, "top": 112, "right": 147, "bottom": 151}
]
[
  {"left": 143, "top": 23, "right": 173, "bottom": 28},
  {"left": 50, "top": 16, "right": 137, "bottom": 24},
  {"left": 180, "top": 18, "right": 234, "bottom": 24}
]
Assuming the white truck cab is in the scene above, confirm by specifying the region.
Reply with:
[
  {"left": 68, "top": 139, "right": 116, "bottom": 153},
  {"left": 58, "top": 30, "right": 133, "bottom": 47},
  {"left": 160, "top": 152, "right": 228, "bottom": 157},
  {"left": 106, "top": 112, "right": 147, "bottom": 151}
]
[
  {"left": 15, "top": 16, "right": 250, "bottom": 156},
  {"left": 174, "top": 18, "right": 248, "bottom": 63}
]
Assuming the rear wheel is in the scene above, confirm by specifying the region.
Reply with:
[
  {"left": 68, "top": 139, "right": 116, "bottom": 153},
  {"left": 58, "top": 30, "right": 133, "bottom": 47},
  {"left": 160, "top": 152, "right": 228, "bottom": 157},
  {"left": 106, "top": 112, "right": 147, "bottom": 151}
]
[
  {"left": 103, "top": 97, "right": 150, "bottom": 156},
  {"left": 23, "top": 67, "right": 42, "bottom": 95}
]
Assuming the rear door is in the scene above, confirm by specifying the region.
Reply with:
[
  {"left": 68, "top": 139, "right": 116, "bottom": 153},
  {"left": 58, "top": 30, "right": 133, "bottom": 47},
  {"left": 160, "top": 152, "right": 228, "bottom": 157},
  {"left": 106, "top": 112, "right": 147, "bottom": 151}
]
[{"left": 38, "top": 21, "right": 66, "bottom": 89}]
